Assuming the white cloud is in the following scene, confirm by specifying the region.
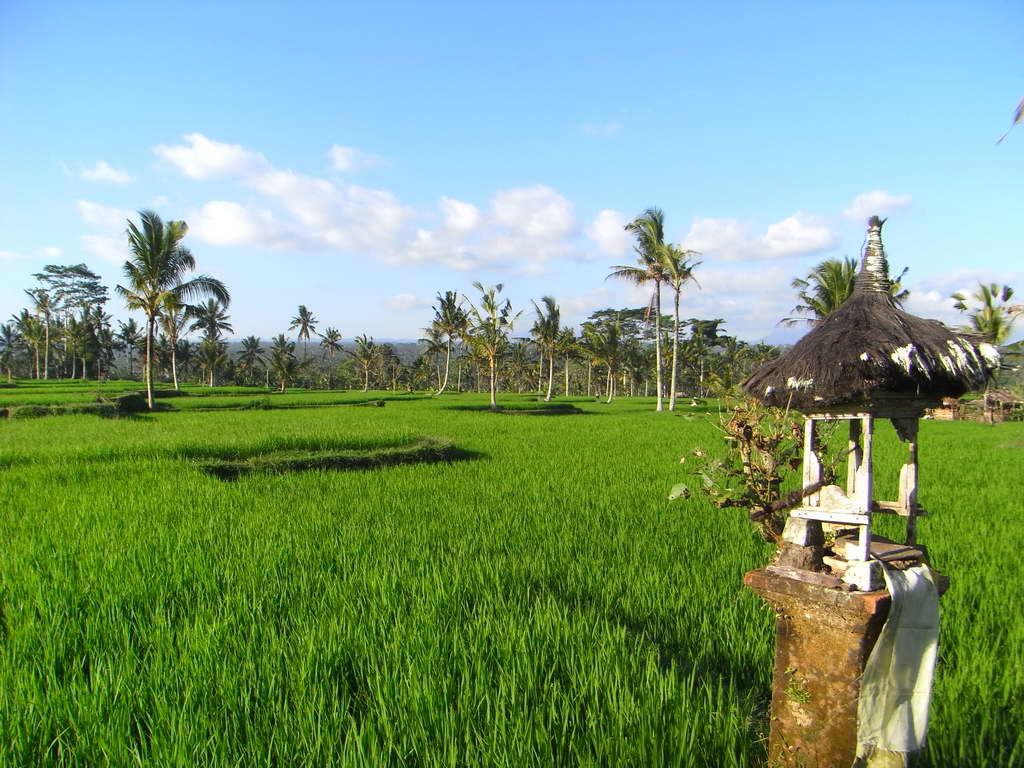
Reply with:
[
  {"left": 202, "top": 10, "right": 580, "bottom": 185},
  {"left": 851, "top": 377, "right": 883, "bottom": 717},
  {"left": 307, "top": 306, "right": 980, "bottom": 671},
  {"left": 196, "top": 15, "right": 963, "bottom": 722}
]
[
  {"left": 149, "top": 135, "right": 582, "bottom": 274},
  {"left": 585, "top": 209, "right": 632, "bottom": 257},
  {"left": 386, "top": 293, "right": 431, "bottom": 311},
  {"left": 439, "top": 196, "right": 481, "bottom": 232},
  {"left": 81, "top": 161, "right": 133, "bottom": 184},
  {"left": 682, "top": 212, "right": 836, "bottom": 262},
  {"left": 250, "top": 169, "right": 414, "bottom": 251},
  {"left": 581, "top": 121, "right": 621, "bottom": 137},
  {"left": 757, "top": 213, "right": 836, "bottom": 258},
  {"left": 492, "top": 185, "right": 576, "bottom": 239},
  {"left": 190, "top": 201, "right": 291, "bottom": 247},
  {"left": 0, "top": 249, "right": 25, "bottom": 261},
  {"left": 328, "top": 145, "right": 384, "bottom": 173},
  {"left": 842, "top": 190, "right": 912, "bottom": 221},
  {"left": 39, "top": 246, "right": 63, "bottom": 259},
  {"left": 81, "top": 235, "right": 128, "bottom": 266},
  {"left": 155, "top": 133, "right": 269, "bottom": 180},
  {"left": 76, "top": 201, "right": 134, "bottom": 265},
  {"left": 557, "top": 286, "right": 614, "bottom": 321}
]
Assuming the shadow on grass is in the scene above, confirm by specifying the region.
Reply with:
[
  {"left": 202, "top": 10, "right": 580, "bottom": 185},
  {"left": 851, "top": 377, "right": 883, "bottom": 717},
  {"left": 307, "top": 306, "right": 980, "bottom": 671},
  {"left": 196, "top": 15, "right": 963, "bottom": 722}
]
[
  {"left": 442, "top": 403, "right": 588, "bottom": 416},
  {"left": 198, "top": 437, "right": 482, "bottom": 481}
]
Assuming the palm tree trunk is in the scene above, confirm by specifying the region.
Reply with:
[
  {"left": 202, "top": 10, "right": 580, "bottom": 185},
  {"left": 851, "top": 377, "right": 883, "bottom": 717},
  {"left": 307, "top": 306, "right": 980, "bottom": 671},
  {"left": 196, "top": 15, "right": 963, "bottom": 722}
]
[
  {"left": 654, "top": 282, "right": 663, "bottom": 411},
  {"left": 145, "top": 317, "right": 155, "bottom": 409},
  {"left": 544, "top": 352, "right": 554, "bottom": 401},
  {"left": 171, "top": 346, "right": 180, "bottom": 390},
  {"left": 587, "top": 362, "right": 592, "bottom": 397},
  {"left": 606, "top": 369, "right": 614, "bottom": 404},
  {"left": 363, "top": 366, "right": 369, "bottom": 392},
  {"left": 43, "top": 320, "right": 49, "bottom": 380},
  {"left": 456, "top": 360, "right": 462, "bottom": 392},
  {"left": 669, "top": 289, "right": 680, "bottom": 411},
  {"left": 437, "top": 339, "right": 452, "bottom": 396},
  {"left": 537, "top": 353, "right": 544, "bottom": 394},
  {"left": 489, "top": 355, "right": 498, "bottom": 409},
  {"left": 564, "top": 356, "right": 570, "bottom": 396}
]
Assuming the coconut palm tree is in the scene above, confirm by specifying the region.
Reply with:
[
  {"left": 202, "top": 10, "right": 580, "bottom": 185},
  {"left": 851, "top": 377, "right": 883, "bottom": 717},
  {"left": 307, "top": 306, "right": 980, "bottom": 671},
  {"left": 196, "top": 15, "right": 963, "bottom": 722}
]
[
  {"left": 158, "top": 295, "right": 190, "bottom": 390},
  {"left": 24, "top": 289, "right": 54, "bottom": 379},
  {"left": 464, "top": 282, "right": 520, "bottom": 410},
  {"left": 188, "top": 298, "right": 233, "bottom": 341},
  {"left": 661, "top": 245, "right": 701, "bottom": 410},
  {"left": 289, "top": 305, "right": 319, "bottom": 361},
  {"left": 236, "top": 336, "right": 265, "bottom": 385},
  {"left": 269, "top": 333, "right": 305, "bottom": 392},
  {"left": 783, "top": 257, "right": 909, "bottom": 327},
  {"left": 12, "top": 310, "right": 42, "bottom": 378},
  {"left": 430, "top": 291, "right": 469, "bottom": 396},
  {"left": 319, "top": 327, "right": 343, "bottom": 359},
  {"left": 0, "top": 323, "right": 19, "bottom": 381},
  {"left": 610, "top": 208, "right": 668, "bottom": 411},
  {"left": 347, "top": 334, "right": 379, "bottom": 392},
  {"left": 530, "top": 296, "right": 561, "bottom": 401},
  {"left": 117, "top": 319, "right": 143, "bottom": 379},
  {"left": 585, "top": 316, "right": 622, "bottom": 404},
  {"left": 196, "top": 337, "right": 227, "bottom": 386},
  {"left": 418, "top": 326, "right": 446, "bottom": 390},
  {"left": 116, "top": 210, "right": 229, "bottom": 408},
  {"left": 952, "top": 283, "right": 1019, "bottom": 346},
  {"left": 556, "top": 327, "right": 577, "bottom": 396}
]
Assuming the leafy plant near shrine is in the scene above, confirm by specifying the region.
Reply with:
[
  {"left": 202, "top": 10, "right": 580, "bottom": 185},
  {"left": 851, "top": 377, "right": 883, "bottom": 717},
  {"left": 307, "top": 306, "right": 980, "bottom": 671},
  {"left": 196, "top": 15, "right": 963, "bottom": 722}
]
[{"left": 670, "top": 396, "right": 841, "bottom": 539}]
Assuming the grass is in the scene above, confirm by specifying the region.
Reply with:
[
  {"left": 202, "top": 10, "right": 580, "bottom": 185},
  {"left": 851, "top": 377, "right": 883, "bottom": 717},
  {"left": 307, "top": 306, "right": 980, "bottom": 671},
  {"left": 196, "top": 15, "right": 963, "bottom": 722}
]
[{"left": 0, "top": 379, "right": 1021, "bottom": 766}]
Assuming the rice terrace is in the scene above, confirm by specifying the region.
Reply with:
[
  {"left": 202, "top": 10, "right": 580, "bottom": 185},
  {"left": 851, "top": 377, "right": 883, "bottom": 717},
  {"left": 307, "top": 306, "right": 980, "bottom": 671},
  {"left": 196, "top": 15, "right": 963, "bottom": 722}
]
[{"left": 3, "top": 3, "right": 1024, "bottom": 767}]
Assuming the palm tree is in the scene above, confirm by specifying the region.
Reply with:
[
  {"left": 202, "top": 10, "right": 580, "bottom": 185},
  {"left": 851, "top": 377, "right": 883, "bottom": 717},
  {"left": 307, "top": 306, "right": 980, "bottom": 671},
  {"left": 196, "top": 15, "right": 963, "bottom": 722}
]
[
  {"left": 530, "top": 296, "right": 561, "bottom": 402},
  {"left": 196, "top": 337, "right": 227, "bottom": 387},
  {"left": 24, "top": 289, "right": 54, "bottom": 379},
  {"left": 952, "top": 283, "right": 1019, "bottom": 346},
  {"left": 289, "top": 305, "right": 319, "bottom": 361},
  {"left": 610, "top": 208, "right": 668, "bottom": 411},
  {"left": 347, "top": 334, "right": 379, "bottom": 392},
  {"left": 12, "top": 309, "right": 43, "bottom": 378},
  {"left": 556, "top": 327, "right": 577, "bottom": 396},
  {"left": 319, "top": 327, "right": 343, "bottom": 359},
  {"left": 782, "top": 257, "right": 909, "bottom": 327},
  {"left": 464, "top": 282, "right": 520, "bottom": 410},
  {"left": 236, "top": 336, "right": 265, "bottom": 385},
  {"left": 187, "top": 298, "right": 233, "bottom": 341},
  {"left": 418, "top": 326, "right": 446, "bottom": 390},
  {"left": 585, "top": 316, "right": 622, "bottom": 404},
  {"left": 0, "top": 323, "right": 19, "bottom": 381},
  {"left": 117, "top": 319, "right": 143, "bottom": 379},
  {"left": 430, "top": 291, "right": 469, "bottom": 396},
  {"left": 269, "top": 333, "right": 306, "bottom": 392},
  {"left": 116, "top": 210, "right": 229, "bottom": 408},
  {"left": 158, "top": 295, "right": 190, "bottom": 390},
  {"left": 661, "top": 244, "right": 701, "bottom": 410}
]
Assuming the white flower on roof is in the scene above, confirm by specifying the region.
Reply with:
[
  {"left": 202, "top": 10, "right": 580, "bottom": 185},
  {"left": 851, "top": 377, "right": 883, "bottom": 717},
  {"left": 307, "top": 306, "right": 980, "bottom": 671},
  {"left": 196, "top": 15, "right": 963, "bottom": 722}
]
[{"left": 786, "top": 376, "right": 813, "bottom": 390}]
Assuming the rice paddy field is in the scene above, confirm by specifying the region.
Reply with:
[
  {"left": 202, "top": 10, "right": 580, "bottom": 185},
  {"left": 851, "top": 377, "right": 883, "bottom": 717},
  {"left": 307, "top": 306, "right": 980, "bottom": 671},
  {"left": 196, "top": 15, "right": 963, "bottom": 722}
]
[{"left": 1, "top": 379, "right": 1021, "bottom": 766}]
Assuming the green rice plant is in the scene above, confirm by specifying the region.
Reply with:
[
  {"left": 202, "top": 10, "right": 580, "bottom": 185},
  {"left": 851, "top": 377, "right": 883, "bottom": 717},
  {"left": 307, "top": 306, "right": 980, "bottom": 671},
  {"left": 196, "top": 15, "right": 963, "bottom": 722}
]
[{"left": 0, "top": 395, "right": 1019, "bottom": 766}]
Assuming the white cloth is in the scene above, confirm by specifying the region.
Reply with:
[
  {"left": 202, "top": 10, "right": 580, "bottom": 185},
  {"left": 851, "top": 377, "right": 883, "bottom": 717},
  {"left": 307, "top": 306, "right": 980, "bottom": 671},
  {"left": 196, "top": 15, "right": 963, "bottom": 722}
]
[{"left": 856, "top": 563, "right": 940, "bottom": 758}]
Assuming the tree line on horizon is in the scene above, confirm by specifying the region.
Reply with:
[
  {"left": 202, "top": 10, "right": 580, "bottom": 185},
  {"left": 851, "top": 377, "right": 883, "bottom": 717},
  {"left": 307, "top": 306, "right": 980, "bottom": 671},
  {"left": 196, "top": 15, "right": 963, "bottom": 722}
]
[{"left": 2, "top": 209, "right": 1021, "bottom": 408}]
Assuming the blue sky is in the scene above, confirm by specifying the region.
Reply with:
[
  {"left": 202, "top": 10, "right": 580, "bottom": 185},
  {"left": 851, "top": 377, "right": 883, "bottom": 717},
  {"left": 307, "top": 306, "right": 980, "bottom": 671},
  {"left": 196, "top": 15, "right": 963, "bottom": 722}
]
[{"left": 2, "top": 1, "right": 1022, "bottom": 343}]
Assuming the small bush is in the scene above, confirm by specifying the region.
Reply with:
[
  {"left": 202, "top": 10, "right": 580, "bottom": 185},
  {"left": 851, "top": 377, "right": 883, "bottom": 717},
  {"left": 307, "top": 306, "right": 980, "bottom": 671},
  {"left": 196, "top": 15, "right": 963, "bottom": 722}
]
[
  {"left": 8, "top": 405, "right": 54, "bottom": 419},
  {"left": 62, "top": 403, "right": 119, "bottom": 418},
  {"left": 116, "top": 392, "right": 148, "bottom": 412}
]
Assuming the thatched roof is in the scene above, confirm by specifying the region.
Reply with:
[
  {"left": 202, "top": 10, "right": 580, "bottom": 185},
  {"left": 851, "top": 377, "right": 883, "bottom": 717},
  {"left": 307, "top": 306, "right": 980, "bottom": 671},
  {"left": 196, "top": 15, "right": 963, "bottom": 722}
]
[{"left": 743, "top": 216, "right": 1000, "bottom": 411}]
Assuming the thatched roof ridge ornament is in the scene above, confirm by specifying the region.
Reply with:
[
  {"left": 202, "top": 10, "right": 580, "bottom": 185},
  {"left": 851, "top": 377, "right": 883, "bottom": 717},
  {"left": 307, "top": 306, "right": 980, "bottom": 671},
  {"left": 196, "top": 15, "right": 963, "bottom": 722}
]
[{"left": 743, "top": 216, "right": 1000, "bottom": 411}]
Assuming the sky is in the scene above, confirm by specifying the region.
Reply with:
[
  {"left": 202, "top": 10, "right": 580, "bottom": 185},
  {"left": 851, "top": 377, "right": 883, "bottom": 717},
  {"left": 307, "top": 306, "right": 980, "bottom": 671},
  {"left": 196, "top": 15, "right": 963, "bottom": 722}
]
[{"left": 1, "top": 0, "right": 1022, "bottom": 344}]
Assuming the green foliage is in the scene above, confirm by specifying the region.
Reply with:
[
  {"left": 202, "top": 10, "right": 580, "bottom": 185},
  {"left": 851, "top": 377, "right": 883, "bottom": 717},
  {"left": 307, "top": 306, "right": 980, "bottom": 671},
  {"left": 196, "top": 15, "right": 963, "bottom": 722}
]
[
  {"left": 7, "top": 404, "right": 53, "bottom": 419},
  {"left": 671, "top": 397, "right": 839, "bottom": 539},
  {"left": 115, "top": 392, "right": 149, "bottom": 412}
]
